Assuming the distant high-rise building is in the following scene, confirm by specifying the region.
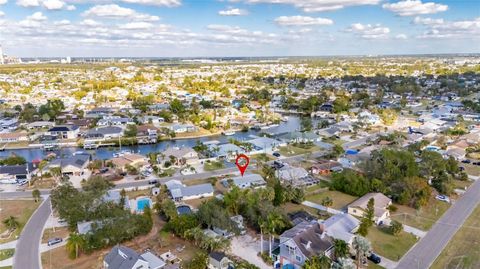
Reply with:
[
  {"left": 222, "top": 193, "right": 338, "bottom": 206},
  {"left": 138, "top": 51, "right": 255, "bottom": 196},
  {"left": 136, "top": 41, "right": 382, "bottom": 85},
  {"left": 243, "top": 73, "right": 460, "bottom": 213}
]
[
  {"left": 66, "top": 56, "right": 71, "bottom": 63},
  {"left": 0, "top": 45, "right": 4, "bottom": 65}
]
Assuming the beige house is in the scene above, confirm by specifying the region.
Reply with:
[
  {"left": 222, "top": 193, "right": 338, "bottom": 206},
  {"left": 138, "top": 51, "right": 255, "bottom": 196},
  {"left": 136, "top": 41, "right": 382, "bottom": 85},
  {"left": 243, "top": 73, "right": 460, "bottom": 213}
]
[
  {"left": 0, "top": 131, "right": 29, "bottom": 143},
  {"left": 348, "top": 192, "right": 392, "bottom": 225},
  {"left": 158, "top": 147, "right": 199, "bottom": 167},
  {"left": 110, "top": 154, "right": 148, "bottom": 170}
]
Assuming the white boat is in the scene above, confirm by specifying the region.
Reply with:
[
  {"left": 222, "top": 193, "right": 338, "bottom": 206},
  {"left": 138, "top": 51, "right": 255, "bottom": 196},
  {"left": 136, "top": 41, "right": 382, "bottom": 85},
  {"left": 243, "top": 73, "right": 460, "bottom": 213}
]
[
  {"left": 113, "top": 150, "right": 132, "bottom": 158},
  {"left": 281, "top": 116, "right": 288, "bottom": 122},
  {"left": 222, "top": 131, "right": 235, "bottom": 136},
  {"left": 268, "top": 124, "right": 279, "bottom": 128},
  {"left": 260, "top": 125, "right": 270, "bottom": 130}
]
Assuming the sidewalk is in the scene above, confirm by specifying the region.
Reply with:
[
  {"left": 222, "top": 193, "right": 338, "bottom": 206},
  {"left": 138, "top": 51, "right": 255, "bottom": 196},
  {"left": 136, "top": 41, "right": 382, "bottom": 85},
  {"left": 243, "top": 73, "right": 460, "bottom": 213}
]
[
  {"left": 302, "top": 200, "right": 344, "bottom": 215},
  {"left": 0, "top": 240, "right": 17, "bottom": 250},
  {"left": 378, "top": 254, "right": 399, "bottom": 269}
]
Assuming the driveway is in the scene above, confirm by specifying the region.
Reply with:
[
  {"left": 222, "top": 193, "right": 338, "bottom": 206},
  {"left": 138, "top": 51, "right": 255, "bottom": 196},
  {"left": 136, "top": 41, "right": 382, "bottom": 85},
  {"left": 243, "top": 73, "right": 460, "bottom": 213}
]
[
  {"left": 13, "top": 197, "right": 52, "bottom": 269},
  {"left": 396, "top": 179, "right": 480, "bottom": 269}
]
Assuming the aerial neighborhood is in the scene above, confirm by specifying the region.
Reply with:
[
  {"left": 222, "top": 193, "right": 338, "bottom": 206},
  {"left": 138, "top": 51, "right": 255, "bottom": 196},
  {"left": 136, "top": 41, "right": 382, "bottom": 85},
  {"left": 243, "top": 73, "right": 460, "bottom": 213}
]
[{"left": 0, "top": 56, "right": 479, "bottom": 269}]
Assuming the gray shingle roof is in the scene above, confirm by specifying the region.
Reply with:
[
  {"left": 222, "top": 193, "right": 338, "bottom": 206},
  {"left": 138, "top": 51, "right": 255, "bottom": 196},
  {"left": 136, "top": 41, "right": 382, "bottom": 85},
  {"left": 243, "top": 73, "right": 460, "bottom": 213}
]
[{"left": 104, "top": 245, "right": 145, "bottom": 269}]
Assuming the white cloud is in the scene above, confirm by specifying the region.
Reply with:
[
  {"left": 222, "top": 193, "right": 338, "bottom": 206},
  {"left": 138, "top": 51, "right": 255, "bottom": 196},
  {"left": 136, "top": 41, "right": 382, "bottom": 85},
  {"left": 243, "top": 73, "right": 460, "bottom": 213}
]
[
  {"left": 16, "top": 0, "right": 39, "bottom": 7},
  {"left": 418, "top": 17, "right": 480, "bottom": 38},
  {"left": 83, "top": 4, "right": 160, "bottom": 21},
  {"left": 348, "top": 23, "right": 390, "bottom": 39},
  {"left": 29, "top": 11, "right": 47, "bottom": 21},
  {"left": 42, "top": 0, "right": 66, "bottom": 10},
  {"left": 80, "top": 19, "right": 101, "bottom": 26},
  {"left": 246, "top": 0, "right": 380, "bottom": 12},
  {"left": 0, "top": 0, "right": 7, "bottom": 5},
  {"left": 119, "top": 21, "right": 154, "bottom": 30},
  {"left": 0, "top": 11, "right": 4, "bottom": 16},
  {"left": 413, "top": 16, "right": 444, "bottom": 25},
  {"left": 383, "top": 0, "right": 448, "bottom": 16},
  {"left": 395, "top": 33, "right": 407, "bottom": 39},
  {"left": 219, "top": 8, "right": 248, "bottom": 16},
  {"left": 54, "top": 19, "right": 70, "bottom": 25},
  {"left": 274, "top": 15, "right": 333, "bottom": 26},
  {"left": 120, "top": 0, "right": 181, "bottom": 7}
]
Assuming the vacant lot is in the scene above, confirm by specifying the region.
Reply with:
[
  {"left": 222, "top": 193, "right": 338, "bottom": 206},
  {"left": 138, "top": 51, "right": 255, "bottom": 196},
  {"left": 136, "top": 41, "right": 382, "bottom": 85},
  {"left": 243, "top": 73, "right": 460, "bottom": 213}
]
[
  {"left": 391, "top": 198, "right": 450, "bottom": 231},
  {"left": 462, "top": 164, "right": 480, "bottom": 176},
  {"left": 204, "top": 161, "right": 225, "bottom": 171},
  {"left": 280, "top": 202, "right": 332, "bottom": 220},
  {"left": 368, "top": 226, "right": 418, "bottom": 261},
  {"left": 431, "top": 204, "right": 480, "bottom": 269},
  {"left": 306, "top": 190, "right": 358, "bottom": 210},
  {"left": 0, "top": 199, "right": 40, "bottom": 243},
  {"left": 277, "top": 144, "right": 320, "bottom": 157}
]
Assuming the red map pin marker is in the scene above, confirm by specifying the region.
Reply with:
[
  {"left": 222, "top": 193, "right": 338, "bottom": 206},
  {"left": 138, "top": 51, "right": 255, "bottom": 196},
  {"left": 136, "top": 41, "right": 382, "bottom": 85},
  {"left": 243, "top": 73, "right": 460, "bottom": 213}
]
[{"left": 235, "top": 154, "right": 249, "bottom": 176}]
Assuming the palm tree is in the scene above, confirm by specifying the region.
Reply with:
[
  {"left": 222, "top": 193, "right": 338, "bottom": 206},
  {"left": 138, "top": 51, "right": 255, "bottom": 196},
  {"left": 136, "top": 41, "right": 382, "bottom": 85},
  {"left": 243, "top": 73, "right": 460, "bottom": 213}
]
[
  {"left": 32, "top": 189, "right": 41, "bottom": 202},
  {"left": 66, "top": 233, "right": 85, "bottom": 259},
  {"left": 50, "top": 167, "right": 62, "bottom": 182},
  {"left": 266, "top": 212, "right": 285, "bottom": 256},
  {"left": 352, "top": 236, "right": 372, "bottom": 269},
  {"left": 2, "top": 216, "right": 19, "bottom": 231},
  {"left": 304, "top": 254, "right": 331, "bottom": 269},
  {"left": 332, "top": 257, "right": 356, "bottom": 269}
]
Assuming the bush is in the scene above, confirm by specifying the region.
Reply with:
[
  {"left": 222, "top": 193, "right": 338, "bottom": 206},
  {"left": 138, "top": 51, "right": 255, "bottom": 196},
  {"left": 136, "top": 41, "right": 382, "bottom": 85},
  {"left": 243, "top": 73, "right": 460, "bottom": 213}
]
[
  {"left": 259, "top": 251, "right": 273, "bottom": 265},
  {"left": 390, "top": 220, "right": 403, "bottom": 236}
]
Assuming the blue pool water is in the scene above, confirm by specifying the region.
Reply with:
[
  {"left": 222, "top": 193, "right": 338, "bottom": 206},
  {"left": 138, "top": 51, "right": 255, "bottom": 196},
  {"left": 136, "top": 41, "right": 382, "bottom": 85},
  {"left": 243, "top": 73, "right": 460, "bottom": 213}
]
[
  {"left": 177, "top": 205, "right": 192, "bottom": 215},
  {"left": 137, "top": 198, "right": 151, "bottom": 211}
]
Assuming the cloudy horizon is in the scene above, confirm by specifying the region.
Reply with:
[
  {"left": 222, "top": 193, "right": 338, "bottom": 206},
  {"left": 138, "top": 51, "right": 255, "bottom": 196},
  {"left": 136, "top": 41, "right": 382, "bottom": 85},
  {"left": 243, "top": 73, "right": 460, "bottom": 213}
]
[{"left": 0, "top": 0, "right": 479, "bottom": 57}]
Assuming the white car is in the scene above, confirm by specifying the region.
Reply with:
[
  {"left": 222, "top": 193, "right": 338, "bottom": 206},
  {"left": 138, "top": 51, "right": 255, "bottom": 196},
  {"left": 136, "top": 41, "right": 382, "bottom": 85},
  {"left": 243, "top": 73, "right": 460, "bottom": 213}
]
[{"left": 435, "top": 195, "right": 450, "bottom": 203}]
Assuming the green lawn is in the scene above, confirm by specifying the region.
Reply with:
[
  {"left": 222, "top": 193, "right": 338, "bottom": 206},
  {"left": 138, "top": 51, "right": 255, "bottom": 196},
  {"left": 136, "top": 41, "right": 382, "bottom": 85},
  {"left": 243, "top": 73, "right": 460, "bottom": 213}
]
[
  {"left": 462, "top": 164, "right": 480, "bottom": 176},
  {"left": 280, "top": 202, "right": 332, "bottom": 220},
  {"left": 391, "top": 198, "right": 450, "bottom": 231},
  {"left": 431, "top": 204, "right": 480, "bottom": 269},
  {"left": 0, "top": 266, "right": 12, "bottom": 269},
  {"left": 251, "top": 153, "right": 275, "bottom": 162},
  {"left": 367, "top": 226, "right": 418, "bottom": 261},
  {"left": 0, "top": 200, "right": 40, "bottom": 243},
  {"left": 158, "top": 168, "right": 175, "bottom": 177},
  {"left": 204, "top": 161, "right": 225, "bottom": 171},
  {"left": 306, "top": 190, "right": 358, "bottom": 210},
  {"left": 0, "top": 249, "right": 14, "bottom": 261},
  {"left": 277, "top": 144, "right": 320, "bottom": 157}
]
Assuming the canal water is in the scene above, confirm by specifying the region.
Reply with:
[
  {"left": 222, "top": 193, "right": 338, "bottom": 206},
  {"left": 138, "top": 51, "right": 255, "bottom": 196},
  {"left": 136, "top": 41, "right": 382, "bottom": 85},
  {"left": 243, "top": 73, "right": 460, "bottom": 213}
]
[{"left": 0, "top": 116, "right": 314, "bottom": 161}]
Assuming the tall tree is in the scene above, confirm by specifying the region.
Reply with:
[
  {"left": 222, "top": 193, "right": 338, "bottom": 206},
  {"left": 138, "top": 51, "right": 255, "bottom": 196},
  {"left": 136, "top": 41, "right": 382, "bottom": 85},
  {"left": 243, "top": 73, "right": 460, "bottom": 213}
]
[
  {"left": 32, "top": 189, "right": 41, "bottom": 202},
  {"left": 352, "top": 236, "right": 372, "bottom": 269},
  {"left": 303, "top": 254, "right": 331, "bottom": 269},
  {"left": 66, "top": 233, "right": 85, "bottom": 259}
]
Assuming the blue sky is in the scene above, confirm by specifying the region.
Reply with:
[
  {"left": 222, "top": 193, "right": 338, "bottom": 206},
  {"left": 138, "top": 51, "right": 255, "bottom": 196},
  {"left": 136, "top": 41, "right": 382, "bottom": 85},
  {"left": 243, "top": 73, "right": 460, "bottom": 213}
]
[{"left": 0, "top": 0, "right": 479, "bottom": 57}]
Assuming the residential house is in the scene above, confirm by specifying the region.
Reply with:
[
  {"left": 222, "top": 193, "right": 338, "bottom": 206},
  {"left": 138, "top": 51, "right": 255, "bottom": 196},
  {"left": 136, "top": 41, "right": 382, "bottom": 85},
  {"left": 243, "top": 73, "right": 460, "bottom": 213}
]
[
  {"left": 0, "top": 118, "right": 18, "bottom": 131},
  {"left": 210, "top": 143, "right": 244, "bottom": 160},
  {"left": 277, "top": 131, "right": 320, "bottom": 144},
  {"left": 85, "top": 107, "right": 114, "bottom": 119},
  {"left": 0, "top": 163, "right": 35, "bottom": 182},
  {"left": 47, "top": 154, "right": 90, "bottom": 175},
  {"left": 26, "top": 121, "right": 55, "bottom": 130},
  {"left": 0, "top": 131, "right": 29, "bottom": 143},
  {"left": 139, "top": 116, "right": 164, "bottom": 125},
  {"left": 321, "top": 214, "right": 359, "bottom": 246},
  {"left": 228, "top": 174, "right": 266, "bottom": 189},
  {"left": 97, "top": 116, "right": 134, "bottom": 127},
  {"left": 348, "top": 193, "right": 392, "bottom": 225},
  {"left": 158, "top": 147, "right": 199, "bottom": 167},
  {"left": 276, "top": 220, "right": 334, "bottom": 269},
  {"left": 84, "top": 126, "right": 123, "bottom": 141},
  {"left": 208, "top": 252, "right": 233, "bottom": 269},
  {"left": 248, "top": 137, "right": 282, "bottom": 153},
  {"left": 47, "top": 125, "right": 79, "bottom": 139},
  {"left": 168, "top": 123, "right": 197, "bottom": 133},
  {"left": 103, "top": 245, "right": 165, "bottom": 269},
  {"left": 277, "top": 165, "right": 317, "bottom": 186},
  {"left": 310, "top": 160, "right": 343, "bottom": 175},
  {"left": 165, "top": 180, "right": 214, "bottom": 201},
  {"left": 110, "top": 154, "right": 148, "bottom": 171}
]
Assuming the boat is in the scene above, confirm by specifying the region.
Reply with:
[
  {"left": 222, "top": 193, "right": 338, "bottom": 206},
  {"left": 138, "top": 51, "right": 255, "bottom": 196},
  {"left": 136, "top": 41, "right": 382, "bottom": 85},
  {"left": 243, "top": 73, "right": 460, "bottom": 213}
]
[
  {"left": 260, "top": 125, "right": 270, "bottom": 130},
  {"left": 281, "top": 116, "right": 288, "bottom": 122},
  {"left": 222, "top": 130, "right": 235, "bottom": 136},
  {"left": 43, "top": 144, "right": 58, "bottom": 151},
  {"left": 113, "top": 150, "right": 133, "bottom": 158},
  {"left": 83, "top": 142, "right": 99, "bottom": 150}
]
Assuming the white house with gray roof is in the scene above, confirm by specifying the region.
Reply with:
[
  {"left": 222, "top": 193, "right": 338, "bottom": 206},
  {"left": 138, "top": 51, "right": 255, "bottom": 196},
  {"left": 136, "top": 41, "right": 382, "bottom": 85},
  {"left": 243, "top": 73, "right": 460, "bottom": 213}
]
[
  {"left": 103, "top": 245, "right": 165, "bottom": 269},
  {"left": 165, "top": 180, "right": 214, "bottom": 201}
]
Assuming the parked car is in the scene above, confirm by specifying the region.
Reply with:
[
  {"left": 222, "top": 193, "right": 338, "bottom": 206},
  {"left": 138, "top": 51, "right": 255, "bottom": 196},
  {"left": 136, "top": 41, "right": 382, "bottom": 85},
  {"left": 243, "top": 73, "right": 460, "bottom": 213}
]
[
  {"left": 435, "top": 195, "right": 450, "bottom": 203},
  {"left": 99, "top": 167, "right": 109, "bottom": 174},
  {"left": 16, "top": 179, "right": 28, "bottom": 186},
  {"left": 148, "top": 179, "right": 158, "bottom": 185},
  {"left": 472, "top": 162, "right": 480, "bottom": 166},
  {"left": 368, "top": 253, "right": 382, "bottom": 264},
  {"left": 461, "top": 159, "right": 471, "bottom": 164},
  {"left": 47, "top": 238, "right": 63, "bottom": 246},
  {"left": 272, "top": 160, "right": 284, "bottom": 169},
  {"left": 272, "top": 152, "right": 281, "bottom": 157}
]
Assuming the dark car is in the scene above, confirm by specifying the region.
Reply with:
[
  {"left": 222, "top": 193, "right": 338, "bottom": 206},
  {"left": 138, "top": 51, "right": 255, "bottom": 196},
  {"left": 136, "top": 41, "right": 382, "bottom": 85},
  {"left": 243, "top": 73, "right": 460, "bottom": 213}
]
[
  {"left": 99, "top": 167, "right": 109, "bottom": 174},
  {"left": 272, "top": 152, "right": 281, "bottom": 157},
  {"left": 47, "top": 237, "right": 63, "bottom": 246},
  {"left": 148, "top": 179, "right": 158, "bottom": 185},
  {"left": 368, "top": 253, "right": 382, "bottom": 264},
  {"left": 473, "top": 162, "right": 480, "bottom": 166},
  {"left": 461, "top": 159, "right": 471, "bottom": 164}
]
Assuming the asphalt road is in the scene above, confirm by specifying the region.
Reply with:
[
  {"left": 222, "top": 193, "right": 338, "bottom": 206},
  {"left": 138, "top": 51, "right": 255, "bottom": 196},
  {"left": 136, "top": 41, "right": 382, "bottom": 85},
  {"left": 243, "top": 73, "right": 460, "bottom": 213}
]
[
  {"left": 13, "top": 197, "right": 51, "bottom": 269},
  {"left": 396, "top": 179, "right": 480, "bottom": 269}
]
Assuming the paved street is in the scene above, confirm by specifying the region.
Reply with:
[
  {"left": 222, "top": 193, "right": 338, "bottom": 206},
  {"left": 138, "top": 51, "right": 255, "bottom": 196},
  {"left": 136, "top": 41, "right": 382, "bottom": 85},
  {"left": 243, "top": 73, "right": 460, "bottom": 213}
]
[
  {"left": 396, "top": 179, "right": 480, "bottom": 269},
  {"left": 13, "top": 197, "right": 51, "bottom": 269}
]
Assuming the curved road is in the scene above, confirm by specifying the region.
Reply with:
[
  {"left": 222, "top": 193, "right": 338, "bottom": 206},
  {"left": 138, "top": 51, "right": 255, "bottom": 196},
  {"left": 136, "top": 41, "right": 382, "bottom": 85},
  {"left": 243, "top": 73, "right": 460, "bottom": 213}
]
[
  {"left": 396, "top": 179, "right": 480, "bottom": 269},
  {"left": 13, "top": 197, "right": 51, "bottom": 269}
]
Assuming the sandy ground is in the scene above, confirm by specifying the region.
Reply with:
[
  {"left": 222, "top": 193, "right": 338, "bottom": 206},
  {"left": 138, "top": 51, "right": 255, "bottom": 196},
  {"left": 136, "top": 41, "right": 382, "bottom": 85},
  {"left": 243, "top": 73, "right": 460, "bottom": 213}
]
[{"left": 230, "top": 235, "right": 271, "bottom": 269}]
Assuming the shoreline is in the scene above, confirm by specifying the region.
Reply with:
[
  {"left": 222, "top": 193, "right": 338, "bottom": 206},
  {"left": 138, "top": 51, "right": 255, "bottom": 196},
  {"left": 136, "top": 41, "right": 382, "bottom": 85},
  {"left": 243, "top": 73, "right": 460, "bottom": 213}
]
[{"left": 2, "top": 128, "right": 246, "bottom": 151}]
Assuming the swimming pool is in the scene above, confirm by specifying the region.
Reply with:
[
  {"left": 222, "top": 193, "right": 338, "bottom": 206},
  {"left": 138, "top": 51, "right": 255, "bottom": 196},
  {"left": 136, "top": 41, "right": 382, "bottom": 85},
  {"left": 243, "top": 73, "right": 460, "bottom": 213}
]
[
  {"left": 136, "top": 197, "right": 152, "bottom": 212},
  {"left": 177, "top": 205, "right": 192, "bottom": 215}
]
